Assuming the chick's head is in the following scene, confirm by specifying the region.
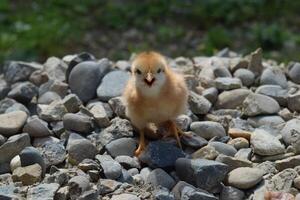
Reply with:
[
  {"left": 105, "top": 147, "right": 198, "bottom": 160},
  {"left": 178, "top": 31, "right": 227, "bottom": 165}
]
[{"left": 131, "top": 52, "right": 168, "bottom": 96}]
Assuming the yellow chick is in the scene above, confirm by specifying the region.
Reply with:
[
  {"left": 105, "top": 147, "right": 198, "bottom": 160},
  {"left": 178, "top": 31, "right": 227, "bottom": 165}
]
[{"left": 123, "top": 51, "right": 188, "bottom": 156}]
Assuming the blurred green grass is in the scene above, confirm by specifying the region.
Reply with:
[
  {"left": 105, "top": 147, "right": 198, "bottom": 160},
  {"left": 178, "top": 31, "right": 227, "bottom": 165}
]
[{"left": 1, "top": 0, "right": 300, "bottom": 64}]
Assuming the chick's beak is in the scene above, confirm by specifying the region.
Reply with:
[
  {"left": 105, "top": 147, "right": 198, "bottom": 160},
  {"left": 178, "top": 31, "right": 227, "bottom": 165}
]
[{"left": 144, "top": 73, "right": 155, "bottom": 86}]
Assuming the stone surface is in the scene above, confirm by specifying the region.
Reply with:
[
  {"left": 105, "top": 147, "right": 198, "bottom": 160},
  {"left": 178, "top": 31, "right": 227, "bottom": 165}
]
[
  {"left": 202, "top": 87, "right": 219, "bottom": 104},
  {"left": 63, "top": 113, "right": 93, "bottom": 134},
  {"left": 97, "top": 70, "right": 130, "bottom": 101},
  {"left": 0, "top": 111, "right": 28, "bottom": 137},
  {"left": 188, "top": 91, "right": 212, "bottom": 115},
  {"left": 227, "top": 167, "right": 264, "bottom": 189},
  {"left": 12, "top": 163, "right": 42, "bottom": 185},
  {"left": 227, "top": 137, "right": 249, "bottom": 150},
  {"left": 281, "top": 119, "right": 300, "bottom": 145},
  {"left": 216, "top": 154, "right": 253, "bottom": 171},
  {"left": 111, "top": 194, "right": 140, "bottom": 200},
  {"left": 288, "top": 62, "right": 300, "bottom": 84},
  {"left": 146, "top": 168, "right": 175, "bottom": 190},
  {"left": 220, "top": 186, "right": 245, "bottom": 200},
  {"left": 8, "top": 81, "right": 38, "bottom": 104},
  {"left": 287, "top": 91, "right": 300, "bottom": 112},
  {"left": 233, "top": 68, "right": 255, "bottom": 87},
  {"left": 37, "top": 100, "right": 67, "bottom": 122},
  {"left": 181, "top": 131, "right": 208, "bottom": 149},
  {"left": 106, "top": 138, "right": 137, "bottom": 158},
  {"left": 190, "top": 121, "right": 226, "bottom": 140},
  {"left": 215, "top": 89, "right": 251, "bottom": 109},
  {"left": 192, "top": 145, "right": 219, "bottom": 160},
  {"left": 208, "top": 141, "right": 237, "bottom": 157},
  {"left": 260, "top": 67, "right": 288, "bottom": 88},
  {"left": 68, "top": 175, "right": 90, "bottom": 200},
  {"left": 214, "top": 77, "right": 242, "bottom": 90},
  {"left": 5, "top": 61, "right": 42, "bottom": 83},
  {"left": 23, "top": 116, "right": 52, "bottom": 137},
  {"left": 27, "top": 183, "right": 60, "bottom": 200},
  {"left": 266, "top": 169, "right": 297, "bottom": 192},
  {"left": 256, "top": 85, "right": 288, "bottom": 106},
  {"left": 275, "top": 155, "right": 300, "bottom": 171}
]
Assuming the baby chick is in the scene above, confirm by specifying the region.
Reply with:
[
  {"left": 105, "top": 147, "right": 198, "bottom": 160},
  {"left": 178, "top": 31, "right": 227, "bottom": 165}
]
[{"left": 123, "top": 51, "right": 188, "bottom": 156}]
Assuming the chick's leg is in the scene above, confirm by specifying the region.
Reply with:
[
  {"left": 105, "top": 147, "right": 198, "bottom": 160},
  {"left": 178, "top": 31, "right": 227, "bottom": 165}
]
[
  {"left": 135, "top": 129, "right": 146, "bottom": 157},
  {"left": 163, "top": 120, "right": 182, "bottom": 149}
]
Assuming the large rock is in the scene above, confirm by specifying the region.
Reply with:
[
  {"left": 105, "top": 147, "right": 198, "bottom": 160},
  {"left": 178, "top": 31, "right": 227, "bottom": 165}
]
[
  {"left": 220, "top": 186, "right": 245, "bottom": 200},
  {"left": 190, "top": 121, "right": 226, "bottom": 140},
  {"left": 275, "top": 155, "right": 300, "bottom": 171},
  {"left": 247, "top": 48, "right": 263, "bottom": 75},
  {"left": 216, "top": 154, "right": 252, "bottom": 171},
  {"left": 287, "top": 91, "right": 300, "bottom": 112},
  {"left": 208, "top": 142, "right": 237, "bottom": 157},
  {"left": 68, "top": 175, "right": 91, "bottom": 200},
  {"left": 23, "top": 116, "right": 52, "bottom": 137},
  {"left": 0, "top": 133, "right": 30, "bottom": 164},
  {"left": 288, "top": 62, "right": 300, "bottom": 84},
  {"left": 44, "top": 57, "right": 68, "bottom": 82},
  {"left": 250, "top": 129, "right": 285, "bottom": 156},
  {"left": 266, "top": 168, "right": 297, "bottom": 192},
  {"left": 96, "top": 155, "right": 122, "bottom": 180},
  {"left": 37, "top": 100, "right": 67, "bottom": 122},
  {"left": 106, "top": 138, "right": 137, "bottom": 158},
  {"left": 8, "top": 81, "right": 38, "bottom": 104},
  {"left": 69, "top": 60, "right": 110, "bottom": 103},
  {"left": 97, "top": 70, "right": 130, "bottom": 101},
  {"left": 188, "top": 91, "right": 212, "bottom": 115},
  {"left": 260, "top": 67, "right": 288, "bottom": 88},
  {"left": 247, "top": 115, "right": 285, "bottom": 128},
  {"left": 242, "top": 93, "right": 280, "bottom": 116},
  {"left": 63, "top": 113, "right": 93, "bottom": 134},
  {"left": 255, "top": 85, "right": 288, "bottom": 106},
  {"left": 281, "top": 119, "right": 300, "bottom": 145},
  {"left": 146, "top": 168, "right": 176, "bottom": 190},
  {"left": 215, "top": 89, "right": 251, "bottom": 109},
  {"left": 0, "top": 111, "right": 28, "bottom": 137},
  {"left": 12, "top": 163, "right": 42, "bottom": 185},
  {"left": 176, "top": 158, "right": 229, "bottom": 192},
  {"left": 214, "top": 77, "right": 242, "bottom": 90},
  {"left": 233, "top": 68, "right": 255, "bottom": 87},
  {"left": 140, "top": 141, "right": 185, "bottom": 169},
  {"left": 227, "top": 167, "right": 264, "bottom": 189},
  {"left": 27, "top": 183, "right": 60, "bottom": 200}
]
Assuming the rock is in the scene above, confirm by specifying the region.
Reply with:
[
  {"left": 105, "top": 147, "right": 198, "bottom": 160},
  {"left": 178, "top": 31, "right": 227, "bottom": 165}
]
[
  {"left": 96, "top": 155, "right": 122, "bottom": 180},
  {"left": 44, "top": 57, "right": 68, "bottom": 82},
  {"left": 97, "top": 70, "right": 130, "bottom": 101},
  {"left": 54, "top": 186, "right": 70, "bottom": 200},
  {"left": 34, "top": 136, "right": 66, "bottom": 168},
  {"left": 88, "top": 102, "right": 110, "bottom": 128},
  {"left": 227, "top": 167, "right": 264, "bottom": 189},
  {"left": 38, "top": 91, "right": 62, "bottom": 104},
  {"left": 68, "top": 175, "right": 90, "bottom": 200},
  {"left": 23, "top": 116, "right": 52, "bottom": 137},
  {"left": 0, "top": 134, "right": 6, "bottom": 146},
  {"left": 61, "top": 94, "right": 82, "bottom": 113},
  {"left": 188, "top": 91, "right": 212, "bottom": 115},
  {"left": 248, "top": 48, "right": 263, "bottom": 75},
  {"left": 154, "top": 187, "right": 175, "bottom": 200},
  {"left": 111, "top": 194, "right": 140, "bottom": 200},
  {"left": 209, "top": 142, "right": 237, "bottom": 157},
  {"left": 12, "top": 163, "right": 42, "bottom": 185},
  {"left": 251, "top": 129, "right": 285, "bottom": 156},
  {"left": 0, "top": 78, "right": 10, "bottom": 100},
  {"left": 37, "top": 100, "right": 67, "bottom": 122},
  {"left": 192, "top": 145, "right": 219, "bottom": 160},
  {"left": 108, "top": 96, "right": 126, "bottom": 118},
  {"left": 228, "top": 128, "right": 252, "bottom": 140},
  {"left": 170, "top": 57, "right": 194, "bottom": 74},
  {"left": 287, "top": 91, "right": 300, "bottom": 112},
  {"left": 227, "top": 137, "right": 249, "bottom": 150},
  {"left": 275, "top": 155, "right": 300, "bottom": 171},
  {"left": 0, "top": 133, "right": 30, "bottom": 164},
  {"left": 29, "top": 69, "right": 49, "bottom": 86},
  {"left": 248, "top": 115, "right": 285, "bottom": 128},
  {"left": 294, "top": 176, "right": 300, "bottom": 190},
  {"left": 215, "top": 89, "right": 251, "bottom": 109},
  {"left": 4, "top": 61, "right": 42, "bottom": 83},
  {"left": 233, "top": 68, "right": 255, "bottom": 87},
  {"left": 8, "top": 81, "right": 38, "bottom": 104},
  {"left": 106, "top": 138, "right": 137, "bottom": 158},
  {"left": 140, "top": 141, "right": 185, "bottom": 169},
  {"left": 190, "top": 121, "right": 226, "bottom": 140},
  {"left": 115, "top": 156, "right": 140, "bottom": 169},
  {"left": 181, "top": 132, "right": 208, "bottom": 149},
  {"left": 260, "top": 67, "right": 288, "bottom": 88},
  {"left": 266, "top": 169, "right": 297, "bottom": 192},
  {"left": 235, "top": 148, "right": 252, "bottom": 160},
  {"left": 281, "top": 119, "right": 300, "bottom": 146},
  {"left": 264, "top": 191, "right": 295, "bottom": 200},
  {"left": 116, "top": 168, "right": 133, "bottom": 184},
  {"left": 146, "top": 168, "right": 175, "bottom": 190},
  {"left": 202, "top": 87, "right": 218, "bottom": 104},
  {"left": 98, "top": 179, "right": 122, "bottom": 195},
  {"left": 256, "top": 85, "right": 288, "bottom": 106},
  {"left": 255, "top": 161, "right": 278, "bottom": 175},
  {"left": 175, "top": 115, "right": 192, "bottom": 132},
  {"left": 0, "top": 111, "right": 28, "bottom": 137},
  {"left": 67, "top": 133, "right": 97, "bottom": 165},
  {"left": 242, "top": 93, "right": 280, "bottom": 116},
  {"left": 78, "top": 190, "right": 98, "bottom": 200},
  {"left": 214, "top": 77, "right": 242, "bottom": 90},
  {"left": 115, "top": 60, "right": 131, "bottom": 71},
  {"left": 63, "top": 113, "right": 93, "bottom": 134},
  {"left": 216, "top": 154, "right": 252, "bottom": 171},
  {"left": 220, "top": 186, "right": 245, "bottom": 200},
  {"left": 39, "top": 79, "right": 68, "bottom": 97},
  {"left": 288, "top": 62, "right": 300, "bottom": 84},
  {"left": 69, "top": 60, "right": 110, "bottom": 103},
  {"left": 27, "top": 183, "right": 60, "bottom": 200},
  {"left": 0, "top": 98, "right": 30, "bottom": 114},
  {"left": 213, "top": 66, "right": 232, "bottom": 77}
]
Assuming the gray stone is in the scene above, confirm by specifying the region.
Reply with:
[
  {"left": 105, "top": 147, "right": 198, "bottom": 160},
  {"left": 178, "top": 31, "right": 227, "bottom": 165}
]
[
  {"left": 37, "top": 100, "right": 67, "bottom": 122},
  {"left": 98, "top": 179, "right": 121, "bottom": 195},
  {"left": 202, "top": 87, "right": 218, "bottom": 104},
  {"left": 78, "top": 190, "right": 98, "bottom": 200},
  {"left": 115, "top": 156, "right": 140, "bottom": 169},
  {"left": 38, "top": 91, "right": 61, "bottom": 104},
  {"left": 0, "top": 78, "right": 10, "bottom": 100},
  {"left": 214, "top": 77, "right": 242, "bottom": 90},
  {"left": 192, "top": 145, "right": 219, "bottom": 160},
  {"left": 227, "top": 167, "right": 264, "bottom": 189},
  {"left": 8, "top": 81, "right": 38, "bottom": 104},
  {"left": 176, "top": 158, "right": 229, "bottom": 192},
  {"left": 275, "top": 155, "right": 300, "bottom": 171},
  {"left": 23, "top": 116, "right": 52, "bottom": 137},
  {"left": 181, "top": 131, "right": 208, "bottom": 149},
  {"left": 106, "top": 138, "right": 137, "bottom": 158},
  {"left": 216, "top": 154, "right": 253, "bottom": 171},
  {"left": 248, "top": 48, "right": 263, "bottom": 75},
  {"left": 0, "top": 111, "right": 28, "bottom": 137},
  {"left": 242, "top": 93, "right": 280, "bottom": 116},
  {"left": 209, "top": 142, "right": 237, "bottom": 157},
  {"left": 256, "top": 85, "right": 288, "bottom": 106},
  {"left": 146, "top": 168, "right": 175, "bottom": 190},
  {"left": 69, "top": 60, "right": 110, "bottom": 103},
  {"left": 281, "top": 119, "right": 300, "bottom": 145},
  {"left": 29, "top": 69, "right": 49, "bottom": 86},
  {"left": 44, "top": 57, "right": 68, "bottom": 82},
  {"left": 0, "top": 98, "right": 29, "bottom": 114},
  {"left": 61, "top": 94, "right": 82, "bottom": 113},
  {"left": 287, "top": 91, "right": 300, "bottom": 112},
  {"left": 248, "top": 115, "right": 285, "bottom": 128},
  {"left": 54, "top": 186, "right": 70, "bottom": 200},
  {"left": 235, "top": 148, "right": 252, "bottom": 160},
  {"left": 260, "top": 67, "right": 288, "bottom": 88},
  {"left": 251, "top": 129, "right": 285, "bottom": 156},
  {"left": 213, "top": 66, "right": 232, "bottom": 77},
  {"left": 97, "top": 70, "right": 130, "bottom": 101},
  {"left": 108, "top": 96, "right": 126, "bottom": 118},
  {"left": 100, "top": 160, "right": 122, "bottom": 180},
  {"left": 255, "top": 161, "right": 278, "bottom": 175},
  {"left": 0, "top": 134, "right": 6, "bottom": 146},
  {"left": 190, "top": 121, "right": 226, "bottom": 140},
  {"left": 266, "top": 168, "right": 297, "bottom": 192},
  {"left": 154, "top": 187, "right": 175, "bottom": 200},
  {"left": 175, "top": 115, "right": 192, "bottom": 132},
  {"left": 63, "top": 113, "right": 93, "bottom": 134},
  {"left": 111, "top": 194, "right": 140, "bottom": 200},
  {"left": 288, "top": 62, "right": 300, "bottom": 84},
  {"left": 188, "top": 91, "right": 211, "bottom": 115},
  {"left": 88, "top": 102, "right": 110, "bottom": 128},
  {"left": 12, "top": 163, "right": 42, "bottom": 185},
  {"left": 27, "top": 183, "right": 60, "bottom": 200},
  {"left": 68, "top": 175, "right": 90, "bottom": 200},
  {"left": 39, "top": 79, "right": 68, "bottom": 97},
  {"left": 220, "top": 186, "right": 245, "bottom": 200},
  {"left": 215, "top": 89, "right": 251, "bottom": 109},
  {"left": 227, "top": 137, "right": 249, "bottom": 150},
  {"left": 233, "top": 68, "right": 255, "bottom": 87},
  {"left": 0, "top": 133, "right": 30, "bottom": 164}
]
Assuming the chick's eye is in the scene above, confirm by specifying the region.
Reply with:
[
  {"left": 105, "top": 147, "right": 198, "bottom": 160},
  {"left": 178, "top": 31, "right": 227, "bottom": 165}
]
[
  {"left": 157, "top": 69, "right": 162, "bottom": 73},
  {"left": 135, "top": 69, "right": 142, "bottom": 74}
]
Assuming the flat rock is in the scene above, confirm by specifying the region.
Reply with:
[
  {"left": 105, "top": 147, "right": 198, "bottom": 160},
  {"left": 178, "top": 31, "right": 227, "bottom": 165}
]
[
  {"left": 275, "top": 155, "right": 300, "bottom": 171},
  {"left": 214, "top": 77, "right": 242, "bottom": 90},
  {"left": 228, "top": 128, "right": 252, "bottom": 140},
  {"left": 12, "top": 163, "right": 42, "bottom": 185},
  {"left": 260, "top": 67, "right": 288, "bottom": 88},
  {"left": 146, "top": 168, "right": 175, "bottom": 190},
  {"left": 215, "top": 89, "right": 251, "bottom": 109},
  {"left": 176, "top": 158, "right": 229, "bottom": 192},
  {"left": 106, "top": 138, "right": 137, "bottom": 158},
  {"left": 23, "top": 116, "right": 52, "bottom": 137},
  {"left": 281, "top": 119, "right": 300, "bottom": 145},
  {"left": 97, "top": 70, "right": 130, "bottom": 101},
  {"left": 248, "top": 115, "right": 285, "bottom": 128},
  {"left": 190, "top": 121, "right": 226, "bottom": 140},
  {"left": 288, "top": 62, "right": 300, "bottom": 84},
  {"left": 27, "top": 183, "right": 60, "bottom": 200},
  {"left": 192, "top": 145, "right": 219, "bottom": 160},
  {"left": 69, "top": 60, "right": 110, "bottom": 102},
  {"left": 115, "top": 156, "right": 140, "bottom": 169},
  {"left": 0, "top": 111, "right": 28, "bottom": 137},
  {"left": 266, "top": 168, "right": 297, "bottom": 192},
  {"left": 140, "top": 141, "right": 185, "bottom": 169},
  {"left": 250, "top": 129, "right": 285, "bottom": 156},
  {"left": 216, "top": 154, "right": 252, "bottom": 171},
  {"left": 181, "top": 131, "right": 208, "bottom": 149},
  {"left": 111, "top": 194, "right": 140, "bottom": 200},
  {"left": 287, "top": 91, "right": 300, "bottom": 112},
  {"left": 68, "top": 175, "right": 91, "bottom": 199},
  {"left": 38, "top": 91, "right": 61, "bottom": 104},
  {"left": 256, "top": 85, "right": 288, "bottom": 106},
  {"left": 227, "top": 167, "right": 264, "bottom": 189},
  {"left": 233, "top": 68, "right": 255, "bottom": 87},
  {"left": 242, "top": 93, "right": 280, "bottom": 116},
  {"left": 220, "top": 186, "right": 245, "bottom": 200},
  {"left": 7, "top": 81, "right": 38, "bottom": 104},
  {"left": 188, "top": 91, "right": 211, "bottom": 115},
  {"left": 227, "top": 137, "right": 249, "bottom": 150},
  {"left": 202, "top": 87, "right": 218, "bottom": 104},
  {"left": 37, "top": 100, "right": 67, "bottom": 122},
  {"left": 63, "top": 113, "right": 93, "bottom": 134},
  {"left": 208, "top": 141, "right": 237, "bottom": 157}
]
